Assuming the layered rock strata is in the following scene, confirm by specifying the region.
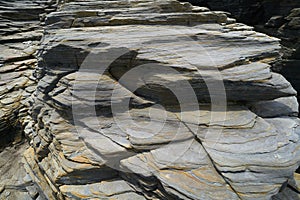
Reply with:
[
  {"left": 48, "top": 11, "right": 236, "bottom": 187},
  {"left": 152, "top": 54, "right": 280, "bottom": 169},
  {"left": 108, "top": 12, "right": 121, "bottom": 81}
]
[
  {"left": 0, "top": 0, "right": 300, "bottom": 200},
  {"left": 0, "top": 0, "right": 57, "bottom": 199},
  {"left": 263, "top": 8, "right": 300, "bottom": 119},
  {"left": 179, "top": 0, "right": 300, "bottom": 26},
  {"left": 181, "top": 0, "right": 300, "bottom": 117}
]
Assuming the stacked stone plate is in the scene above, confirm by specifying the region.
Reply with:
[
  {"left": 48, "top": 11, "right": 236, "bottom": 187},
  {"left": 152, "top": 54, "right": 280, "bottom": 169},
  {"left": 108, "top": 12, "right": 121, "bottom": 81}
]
[{"left": 0, "top": 0, "right": 299, "bottom": 199}]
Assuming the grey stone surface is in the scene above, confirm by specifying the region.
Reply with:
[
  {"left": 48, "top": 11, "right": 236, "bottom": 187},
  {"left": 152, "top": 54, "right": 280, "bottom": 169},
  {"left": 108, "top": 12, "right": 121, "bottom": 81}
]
[
  {"left": 182, "top": 0, "right": 300, "bottom": 118},
  {"left": 0, "top": 0, "right": 299, "bottom": 200},
  {"left": 248, "top": 96, "right": 299, "bottom": 118}
]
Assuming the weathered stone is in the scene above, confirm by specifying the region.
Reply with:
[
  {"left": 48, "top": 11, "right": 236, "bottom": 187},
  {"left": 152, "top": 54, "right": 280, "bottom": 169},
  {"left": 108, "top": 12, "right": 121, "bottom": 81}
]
[
  {"left": 249, "top": 96, "right": 299, "bottom": 118},
  {"left": 0, "top": 0, "right": 300, "bottom": 200},
  {"left": 182, "top": 1, "right": 300, "bottom": 118},
  {"left": 60, "top": 180, "right": 147, "bottom": 200},
  {"left": 180, "top": 0, "right": 300, "bottom": 26}
]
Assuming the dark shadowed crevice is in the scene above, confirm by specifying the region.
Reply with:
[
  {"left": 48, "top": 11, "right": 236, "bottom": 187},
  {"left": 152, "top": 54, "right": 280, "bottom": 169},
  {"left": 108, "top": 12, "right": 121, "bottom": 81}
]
[{"left": 0, "top": 119, "right": 24, "bottom": 152}]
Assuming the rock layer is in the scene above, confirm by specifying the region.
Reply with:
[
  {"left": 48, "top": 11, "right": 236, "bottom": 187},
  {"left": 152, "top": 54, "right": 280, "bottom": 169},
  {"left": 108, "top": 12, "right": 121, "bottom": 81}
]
[
  {"left": 180, "top": 0, "right": 300, "bottom": 25},
  {"left": 0, "top": 0, "right": 57, "bottom": 199},
  {"left": 181, "top": 0, "right": 300, "bottom": 118},
  {"left": 0, "top": 0, "right": 300, "bottom": 200}
]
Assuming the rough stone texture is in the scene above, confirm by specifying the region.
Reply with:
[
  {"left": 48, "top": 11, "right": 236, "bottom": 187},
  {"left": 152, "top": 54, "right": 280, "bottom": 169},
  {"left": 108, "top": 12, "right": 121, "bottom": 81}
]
[
  {"left": 0, "top": 0, "right": 47, "bottom": 148},
  {"left": 179, "top": 0, "right": 300, "bottom": 25},
  {"left": 0, "top": 0, "right": 57, "bottom": 199},
  {"left": 256, "top": 8, "right": 300, "bottom": 120},
  {"left": 0, "top": 0, "right": 300, "bottom": 200},
  {"left": 181, "top": 0, "right": 300, "bottom": 118}
]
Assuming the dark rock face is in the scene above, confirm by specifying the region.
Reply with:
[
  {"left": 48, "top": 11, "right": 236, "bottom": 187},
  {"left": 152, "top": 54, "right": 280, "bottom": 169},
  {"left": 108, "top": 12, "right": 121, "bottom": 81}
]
[
  {"left": 271, "top": 8, "right": 300, "bottom": 108},
  {"left": 180, "top": 0, "right": 300, "bottom": 25},
  {"left": 0, "top": 0, "right": 300, "bottom": 199},
  {"left": 256, "top": 8, "right": 300, "bottom": 119}
]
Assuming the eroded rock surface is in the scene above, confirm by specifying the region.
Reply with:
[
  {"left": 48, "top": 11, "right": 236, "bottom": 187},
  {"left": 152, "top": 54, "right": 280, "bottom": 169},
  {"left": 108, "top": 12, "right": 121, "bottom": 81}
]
[
  {"left": 180, "top": 0, "right": 300, "bottom": 26},
  {"left": 0, "top": 0, "right": 300, "bottom": 199},
  {"left": 181, "top": 0, "right": 300, "bottom": 118},
  {"left": 0, "top": 0, "right": 57, "bottom": 198}
]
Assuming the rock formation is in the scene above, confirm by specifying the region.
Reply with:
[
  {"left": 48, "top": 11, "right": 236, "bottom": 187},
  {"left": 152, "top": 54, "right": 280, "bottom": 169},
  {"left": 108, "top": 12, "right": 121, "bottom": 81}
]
[
  {"left": 262, "top": 8, "right": 300, "bottom": 118},
  {"left": 0, "top": 0, "right": 57, "bottom": 199},
  {"left": 180, "top": 0, "right": 300, "bottom": 117},
  {"left": 0, "top": 0, "right": 299, "bottom": 200},
  {"left": 179, "top": 0, "right": 300, "bottom": 25}
]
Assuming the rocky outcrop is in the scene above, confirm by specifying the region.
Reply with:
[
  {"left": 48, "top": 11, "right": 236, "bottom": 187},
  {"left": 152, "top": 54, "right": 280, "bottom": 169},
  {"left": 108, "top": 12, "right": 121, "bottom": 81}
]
[
  {"left": 261, "top": 8, "right": 300, "bottom": 118},
  {"left": 181, "top": 0, "right": 300, "bottom": 118},
  {"left": 0, "top": 0, "right": 300, "bottom": 199},
  {"left": 0, "top": 0, "right": 57, "bottom": 199},
  {"left": 0, "top": 0, "right": 48, "bottom": 148},
  {"left": 179, "top": 0, "right": 300, "bottom": 26}
]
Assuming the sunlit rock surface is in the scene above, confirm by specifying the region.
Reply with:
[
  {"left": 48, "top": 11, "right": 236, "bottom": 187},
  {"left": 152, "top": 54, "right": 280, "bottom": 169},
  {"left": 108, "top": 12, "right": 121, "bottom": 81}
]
[{"left": 0, "top": 0, "right": 299, "bottom": 199}]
